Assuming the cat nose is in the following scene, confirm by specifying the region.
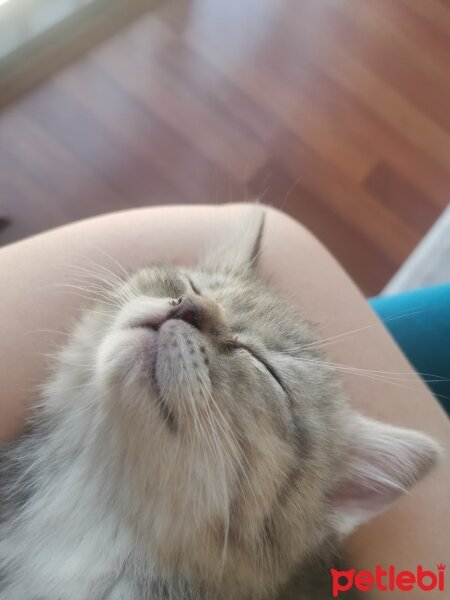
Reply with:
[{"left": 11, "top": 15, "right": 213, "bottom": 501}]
[{"left": 169, "top": 296, "right": 203, "bottom": 330}]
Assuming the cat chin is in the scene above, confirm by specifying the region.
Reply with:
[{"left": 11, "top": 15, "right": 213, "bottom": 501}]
[{"left": 96, "top": 327, "right": 158, "bottom": 383}]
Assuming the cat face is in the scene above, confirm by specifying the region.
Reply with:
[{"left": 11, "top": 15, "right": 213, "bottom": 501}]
[
  {"left": 92, "top": 262, "right": 339, "bottom": 582},
  {"left": 51, "top": 208, "right": 439, "bottom": 597}
]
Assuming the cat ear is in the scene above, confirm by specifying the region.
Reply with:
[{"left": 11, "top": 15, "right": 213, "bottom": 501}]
[
  {"left": 200, "top": 205, "right": 265, "bottom": 274},
  {"left": 332, "top": 414, "right": 440, "bottom": 536}
]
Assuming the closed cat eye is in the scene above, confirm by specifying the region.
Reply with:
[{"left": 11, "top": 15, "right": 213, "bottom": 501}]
[
  {"left": 237, "top": 342, "right": 286, "bottom": 393},
  {"left": 188, "top": 277, "right": 202, "bottom": 296}
]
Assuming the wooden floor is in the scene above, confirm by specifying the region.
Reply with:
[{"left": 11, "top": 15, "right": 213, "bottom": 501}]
[{"left": 1, "top": 0, "right": 449, "bottom": 295}]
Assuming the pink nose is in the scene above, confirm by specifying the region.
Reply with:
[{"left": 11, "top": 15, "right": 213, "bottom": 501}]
[{"left": 169, "top": 296, "right": 203, "bottom": 329}]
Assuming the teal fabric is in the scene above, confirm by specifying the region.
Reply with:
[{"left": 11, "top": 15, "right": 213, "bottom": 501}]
[{"left": 370, "top": 284, "right": 450, "bottom": 416}]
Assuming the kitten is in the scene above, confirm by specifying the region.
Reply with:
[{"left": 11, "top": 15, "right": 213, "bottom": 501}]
[{"left": 0, "top": 207, "right": 439, "bottom": 599}]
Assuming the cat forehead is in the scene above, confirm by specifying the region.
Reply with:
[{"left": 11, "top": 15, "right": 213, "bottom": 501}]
[
  {"left": 126, "top": 265, "right": 186, "bottom": 296},
  {"left": 127, "top": 265, "right": 248, "bottom": 297}
]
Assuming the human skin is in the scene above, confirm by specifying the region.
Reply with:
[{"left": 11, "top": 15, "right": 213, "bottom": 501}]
[{"left": 0, "top": 203, "right": 448, "bottom": 598}]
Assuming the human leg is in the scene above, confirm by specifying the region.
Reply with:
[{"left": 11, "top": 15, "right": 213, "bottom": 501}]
[{"left": 0, "top": 203, "right": 448, "bottom": 594}]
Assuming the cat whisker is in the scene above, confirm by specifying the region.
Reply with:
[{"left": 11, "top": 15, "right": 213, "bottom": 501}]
[
  {"left": 293, "top": 356, "right": 450, "bottom": 401},
  {"left": 25, "top": 328, "right": 71, "bottom": 337},
  {"left": 82, "top": 243, "right": 130, "bottom": 280},
  {"left": 47, "top": 282, "right": 126, "bottom": 308},
  {"left": 293, "top": 354, "right": 450, "bottom": 384},
  {"left": 60, "top": 265, "right": 131, "bottom": 308},
  {"left": 45, "top": 288, "right": 121, "bottom": 313},
  {"left": 195, "top": 378, "right": 234, "bottom": 579},
  {"left": 298, "top": 306, "right": 446, "bottom": 353},
  {"left": 59, "top": 265, "right": 123, "bottom": 293},
  {"left": 194, "top": 371, "right": 270, "bottom": 578}
]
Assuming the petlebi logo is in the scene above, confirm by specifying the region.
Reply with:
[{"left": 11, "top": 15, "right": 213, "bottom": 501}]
[{"left": 330, "top": 564, "right": 446, "bottom": 597}]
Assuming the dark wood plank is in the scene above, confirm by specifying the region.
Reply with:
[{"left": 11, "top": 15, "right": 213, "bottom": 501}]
[
  {"left": 269, "top": 131, "right": 421, "bottom": 265},
  {"left": 249, "top": 161, "right": 398, "bottom": 295},
  {"left": 364, "top": 163, "right": 442, "bottom": 235}
]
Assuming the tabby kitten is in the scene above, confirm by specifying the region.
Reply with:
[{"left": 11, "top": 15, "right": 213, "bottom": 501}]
[{"left": 0, "top": 208, "right": 439, "bottom": 599}]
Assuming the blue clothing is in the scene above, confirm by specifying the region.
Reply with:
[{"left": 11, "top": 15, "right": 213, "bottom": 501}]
[{"left": 370, "top": 284, "right": 450, "bottom": 416}]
